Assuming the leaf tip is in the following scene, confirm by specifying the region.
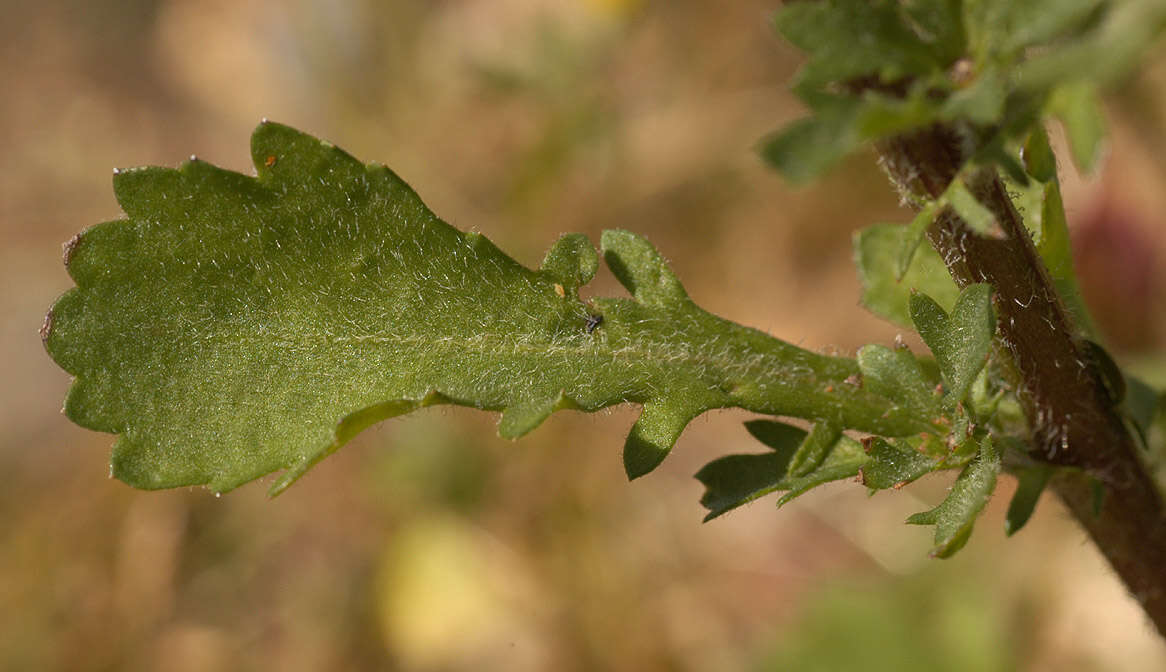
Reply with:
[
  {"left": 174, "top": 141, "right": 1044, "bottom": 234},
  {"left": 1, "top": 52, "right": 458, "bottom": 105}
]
[
  {"left": 624, "top": 436, "right": 670, "bottom": 480},
  {"left": 540, "top": 233, "right": 599, "bottom": 291},
  {"left": 600, "top": 230, "right": 689, "bottom": 308}
]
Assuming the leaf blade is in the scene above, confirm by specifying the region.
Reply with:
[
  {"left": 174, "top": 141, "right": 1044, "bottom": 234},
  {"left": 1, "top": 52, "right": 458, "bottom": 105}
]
[{"left": 46, "top": 122, "right": 937, "bottom": 494}]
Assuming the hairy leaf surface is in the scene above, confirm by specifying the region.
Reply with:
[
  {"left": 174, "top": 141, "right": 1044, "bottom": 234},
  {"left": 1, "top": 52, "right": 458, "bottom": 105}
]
[
  {"left": 45, "top": 122, "right": 937, "bottom": 495},
  {"left": 910, "top": 285, "right": 996, "bottom": 406},
  {"left": 907, "top": 436, "right": 1001, "bottom": 557}
]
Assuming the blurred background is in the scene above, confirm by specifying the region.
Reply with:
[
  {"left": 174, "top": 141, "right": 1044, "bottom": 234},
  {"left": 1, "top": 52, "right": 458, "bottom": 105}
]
[{"left": 4, "top": 0, "right": 1166, "bottom": 670}]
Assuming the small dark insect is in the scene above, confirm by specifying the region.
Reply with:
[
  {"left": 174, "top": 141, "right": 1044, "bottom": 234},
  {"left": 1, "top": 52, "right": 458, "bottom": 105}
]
[{"left": 584, "top": 313, "right": 604, "bottom": 334}]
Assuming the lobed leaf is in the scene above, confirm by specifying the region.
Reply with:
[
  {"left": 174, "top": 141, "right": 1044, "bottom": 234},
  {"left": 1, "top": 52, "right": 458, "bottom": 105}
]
[
  {"left": 775, "top": 0, "right": 944, "bottom": 92},
  {"left": 857, "top": 344, "right": 941, "bottom": 419},
  {"left": 696, "top": 420, "right": 874, "bottom": 520},
  {"left": 765, "top": 0, "right": 1166, "bottom": 189},
  {"left": 907, "top": 436, "right": 1001, "bottom": 558},
  {"left": 910, "top": 285, "right": 996, "bottom": 406},
  {"left": 698, "top": 421, "right": 958, "bottom": 521},
  {"left": 859, "top": 437, "right": 938, "bottom": 490},
  {"left": 855, "top": 223, "right": 960, "bottom": 327},
  {"left": 759, "top": 97, "right": 862, "bottom": 183},
  {"left": 788, "top": 420, "right": 842, "bottom": 478},
  {"left": 45, "top": 122, "right": 938, "bottom": 495}
]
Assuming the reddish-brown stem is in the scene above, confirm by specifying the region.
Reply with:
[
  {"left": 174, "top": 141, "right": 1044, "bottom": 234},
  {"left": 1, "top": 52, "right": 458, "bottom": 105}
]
[{"left": 876, "top": 124, "right": 1166, "bottom": 636}]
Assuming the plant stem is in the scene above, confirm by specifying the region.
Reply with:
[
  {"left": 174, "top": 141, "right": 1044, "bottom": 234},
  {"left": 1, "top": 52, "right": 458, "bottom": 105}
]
[{"left": 876, "top": 124, "right": 1166, "bottom": 636}]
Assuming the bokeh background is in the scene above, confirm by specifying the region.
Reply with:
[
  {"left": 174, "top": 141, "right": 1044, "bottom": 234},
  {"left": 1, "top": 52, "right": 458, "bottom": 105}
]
[{"left": 4, "top": 1, "right": 1166, "bottom": 670}]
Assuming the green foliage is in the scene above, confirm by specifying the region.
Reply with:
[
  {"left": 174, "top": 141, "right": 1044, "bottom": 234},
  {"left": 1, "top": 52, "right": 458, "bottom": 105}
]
[
  {"left": 1004, "top": 464, "right": 1052, "bottom": 536},
  {"left": 44, "top": 0, "right": 1166, "bottom": 564},
  {"left": 696, "top": 420, "right": 872, "bottom": 520},
  {"left": 45, "top": 122, "right": 938, "bottom": 496},
  {"left": 909, "top": 285, "right": 995, "bottom": 407},
  {"left": 764, "top": 0, "right": 1166, "bottom": 182},
  {"left": 907, "top": 437, "right": 1001, "bottom": 558},
  {"left": 854, "top": 223, "right": 959, "bottom": 327}
]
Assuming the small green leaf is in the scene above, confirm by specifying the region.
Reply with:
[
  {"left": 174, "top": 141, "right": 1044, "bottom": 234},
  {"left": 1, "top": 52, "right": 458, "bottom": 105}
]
[
  {"left": 746, "top": 418, "right": 808, "bottom": 452},
  {"left": 1022, "top": 126, "right": 1057, "bottom": 183},
  {"left": 860, "top": 437, "right": 938, "bottom": 490},
  {"left": 600, "top": 230, "right": 689, "bottom": 309},
  {"left": 775, "top": 437, "right": 869, "bottom": 507},
  {"left": 759, "top": 99, "right": 860, "bottom": 183},
  {"left": 1004, "top": 465, "right": 1052, "bottom": 536},
  {"left": 857, "top": 344, "right": 940, "bottom": 418},
  {"left": 1015, "top": 2, "right": 1166, "bottom": 95},
  {"left": 900, "top": 0, "right": 966, "bottom": 64},
  {"left": 1048, "top": 82, "right": 1107, "bottom": 173},
  {"left": 47, "top": 122, "right": 937, "bottom": 495},
  {"left": 940, "top": 67, "right": 1006, "bottom": 125},
  {"left": 696, "top": 420, "right": 872, "bottom": 520},
  {"left": 696, "top": 421, "right": 804, "bottom": 519},
  {"left": 855, "top": 87, "right": 943, "bottom": 138},
  {"left": 910, "top": 285, "right": 995, "bottom": 405},
  {"left": 896, "top": 202, "right": 938, "bottom": 280},
  {"left": 855, "top": 223, "right": 960, "bottom": 327},
  {"left": 788, "top": 420, "right": 842, "bottom": 477},
  {"left": 775, "top": 0, "right": 942, "bottom": 91},
  {"left": 1037, "top": 181, "right": 1073, "bottom": 281},
  {"left": 540, "top": 233, "right": 599, "bottom": 294},
  {"left": 623, "top": 402, "right": 701, "bottom": 479},
  {"left": 907, "top": 436, "right": 1000, "bottom": 557}
]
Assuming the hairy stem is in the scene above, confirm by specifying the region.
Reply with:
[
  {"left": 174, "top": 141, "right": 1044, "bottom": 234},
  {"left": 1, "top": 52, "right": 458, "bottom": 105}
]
[{"left": 876, "top": 124, "right": 1166, "bottom": 636}]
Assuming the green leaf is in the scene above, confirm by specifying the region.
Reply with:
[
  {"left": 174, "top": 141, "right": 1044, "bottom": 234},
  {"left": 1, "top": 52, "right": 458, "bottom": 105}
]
[
  {"left": 855, "top": 223, "right": 960, "bottom": 327},
  {"left": 696, "top": 421, "right": 804, "bottom": 519},
  {"left": 939, "top": 66, "right": 1006, "bottom": 126},
  {"left": 896, "top": 201, "right": 938, "bottom": 280},
  {"left": 907, "top": 436, "right": 1001, "bottom": 557},
  {"left": 1022, "top": 125, "right": 1057, "bottom": 183},
  {"left": 1048, "top": 82, "right": 1107, "bottom": 173},
  {"left": 1013, "top": 128, "right": 1096, "bottom": 335},
  {"left": 788, "top": 420, "right": 842, "bottom": 478},
  {"left": 46, "top": 122, "right": 937, "bottom": 495},
  {"left": 962, "top": 0, "right": 1101, "bottom": 64},
  {"left": 859, "top": 437, "right": 938, "bottom": 490},
  {"left": 774, "top": 436, "right": 869, "bottom": 507},
  {"left": 1037, "top": 181, "right": 1073, "bottom": 278},
  {"left": 1005, "top": 465, "right": 1052, "bottom": 536},
  {"left": 900, "top": 0, "right": 966, "bottom": 64},
  {"left": 910, "top": 285, "right": 995, "bottom": 406},
  {"left": 696, "top": 420, "right": 872, "bottom": 520},
  {"left": 760, "top": 89, "right": 948, "bottom": 183},
  {"left": 540, "top": 232, "right": 598, "bottom": 294},
  {"left": 759, "top": 98, "right": 860, "bottom": 183},
  {"left": 775, "top": 0, "right": 942, "bottom": 92},
  {"left": 857, "top": 344, "right": 941, "bottom": 418},
  {"left": 1015, "top": 2, "right": 1166, "bottom": 95},
  {"left": 855, "top": 87, "right": 943, "bottom": 138}
]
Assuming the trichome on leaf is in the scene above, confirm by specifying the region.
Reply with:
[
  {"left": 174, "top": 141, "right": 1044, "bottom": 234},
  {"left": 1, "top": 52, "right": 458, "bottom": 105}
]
[{"left": 45, "top": 122, "right": 938, "bottom": 497}]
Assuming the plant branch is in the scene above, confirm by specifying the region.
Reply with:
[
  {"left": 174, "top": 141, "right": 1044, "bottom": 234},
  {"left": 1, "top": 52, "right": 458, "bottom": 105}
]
[{"left": 876, "top": 124, "right": 1166, "bottom": 636}]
